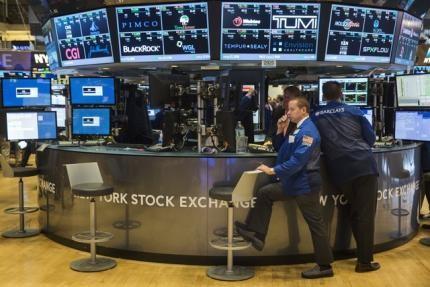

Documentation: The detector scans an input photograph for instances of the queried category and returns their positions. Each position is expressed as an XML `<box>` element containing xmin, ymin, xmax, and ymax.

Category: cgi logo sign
<box><xmin>273</xmin><ymin>15</ymin><xmax>318</xmax><ymax>30</ymax></box>
<box><xmin>121</xmin><ymin>20</ymin><xmax>159</xmax><ymax>30</ymax></box>
<box><xmin>65</xmin><ymin>48</ymin><xmax>81</xmax><ymax>60</ymax></box>
<box><xmin>177</xmin><ymin>41</ymin><xmax>196</xmax><ymax>53</ymax></box>
<box><xmin>334</xmin><ymin>19</ymin><xmax>360</xmax><ymax>30</ymax></box>
<box><xmin>123</xmin><ymin>45</ymin><xmax>161</xmax><ymax>53</ymax></box>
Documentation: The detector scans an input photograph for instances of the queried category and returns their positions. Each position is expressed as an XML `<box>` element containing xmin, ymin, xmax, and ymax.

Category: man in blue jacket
<box><xmin>312</xmin><ymin>81</ymin><xmax>380</xmax><ymax>273</ymax></box>
<box><xmin>236</xmin><ymin>97</ymin><xmax>334</xmax><ymax>279</ymax></box>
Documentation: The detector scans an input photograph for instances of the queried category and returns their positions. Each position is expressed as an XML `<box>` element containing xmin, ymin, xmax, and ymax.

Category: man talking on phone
<box><xmin>235</xmin><ymin>96</ymin><xmax>334</xmax><ymax>279</ymax></box>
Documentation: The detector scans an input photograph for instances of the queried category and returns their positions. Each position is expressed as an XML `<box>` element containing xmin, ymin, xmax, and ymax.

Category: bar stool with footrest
<box><xmin>207</xmin><ymin>170</ymin><xmax>263</xmax><ymax>281</ymax></box>
<box><xmin>65</xmin><ymin>162</ymin><xmax>117</xmax><ymax>272</ymax></box>
<box><xmin>0</xmin><ymin>154</ymin><xmax>39</xmax><ymax>238</ymax></box>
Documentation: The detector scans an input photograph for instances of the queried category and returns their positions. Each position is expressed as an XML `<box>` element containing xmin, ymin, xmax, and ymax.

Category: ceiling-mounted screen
<box><xmin>394</xmin><ymin>12</ymin><xmax>422</xmax><ymax>66</ymax></box>
<box><xmin>116</xmin><ymin>2</ymin><xmax>210</xmax><ymax>62</ymax></box>
<box><xmin>325</xmin><ymin>4</ymin><xmax>398</xmax><ymax>63</ymax></box>
<box><xmin>396</xmin><ymin>74</ymin><xmax>430</xmax><ymax>107</ymax></box>
<box><xmin>54</xmin><ymin>8</ymin><xmax>114</xmax><ymax>66</ymax></box>
<box><xmin>319</xmin><ymin>77</ymin><xmax>369</xmax><ymax>106</ymax></box>
<box><xmin>42</xmin><ymin>20</ymin><xmax>60</xmax><ymax>70</ymax></box>
<box><xmin>221</xmin><ymin>2</ymin><xmax>320</xmax><ymax>61</ymax></box>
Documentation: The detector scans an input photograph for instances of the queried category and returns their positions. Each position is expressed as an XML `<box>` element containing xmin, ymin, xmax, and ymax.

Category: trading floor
<box><xmin>1</xmin><ymin>163</ymin><xmax>429</xmax><ymax>287</ymax></box>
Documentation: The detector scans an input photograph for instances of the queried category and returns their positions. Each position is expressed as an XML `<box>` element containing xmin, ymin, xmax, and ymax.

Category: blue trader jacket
<box><xmin>311</xmin><ymin>101</ymin><xmax>378</xmax><ymax>186</ymax></box>
<box><xmin>273</xmin><ymin>117</ymin><xmax>322</xmax><ymax>196</ymax></box>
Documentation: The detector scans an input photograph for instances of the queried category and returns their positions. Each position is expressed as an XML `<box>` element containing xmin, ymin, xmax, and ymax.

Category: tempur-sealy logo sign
<box><xmin>123</xmin><ymin>45</ymin><xmax>161</xmax><ymax>53</ymax></box>
<box><xmin>334</xmin><ymin>19</ymin><xmax>360</xmax><ymax>30</ymax></box>
<box><xmin>273</xmin><ymin>15</ymin><xmax>318</xmax><ymax>29</ymax></box>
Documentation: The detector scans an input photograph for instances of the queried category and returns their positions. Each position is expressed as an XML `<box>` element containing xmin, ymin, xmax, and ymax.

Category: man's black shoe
<box><xmin>355</xmin><ymin>262</ymin><xmax>381</xmax><ymax>273</ymax></box>
<box><xmin>234</xmin><ymin>221</ymin><xmax>250</xmax><ymax>231</ymax></box>
<box><xmin>301</xmin><ymin>265</ymin><xmax>334</xmax><ymax>279</ymax></box>
<box><xmin>235</xmin><ymin>225</ymin><xmax>265</xmax><ymax>251</ymax></box>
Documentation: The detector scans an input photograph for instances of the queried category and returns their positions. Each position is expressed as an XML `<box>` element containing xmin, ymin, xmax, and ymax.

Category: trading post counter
<box><xmin>36</xmin><ymin>144</ymin><xmax>421</xmax><ymax>265</ymax></box>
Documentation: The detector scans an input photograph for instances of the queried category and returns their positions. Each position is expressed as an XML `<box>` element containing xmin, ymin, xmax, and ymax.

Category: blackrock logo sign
<box><xmin>123</xmin><ymin>45</ymin><xmax>161</xmax><ymax>53</ymax></box>
<box><xmin>273</xmin><ymin>15</ymin><xmax>318</xmax><ymax>29</ymax></box>
<box><xmin>334</xmin><ymin>19</ymin><xmax>360</xmax><ymax>30</ymax></box>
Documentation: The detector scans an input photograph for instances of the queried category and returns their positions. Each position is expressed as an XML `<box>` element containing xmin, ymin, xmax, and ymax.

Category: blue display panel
<box><xmin>116</xmin><ymin>2</ymin><xmax>210</xmax><ymax>62</ymax></box>
<box><xmin>395</xmin><ymin>111</ymin><xmax>430</xmax><ymax>141</ymax></box>
<box><xmin>54</xmin><ymin>8</ymin><xmax>114</xmax><ymax>66</ymax></box>
<box><xmin>72</xmin><ymin>108</ymin><xmax>110</xmax><ymax>136</ymax></box>
<box><xmin>396</xmin><ymin>74</ymin><xmax>430</xmax><ymax>107</ymax></box>
<box><xmin>2</xmin><ymin>78</ymin><xmax>51</xmax><ymax>107</ymax></box>
<box><xmin>394</xmin><ymin>12</ymin><xmax>422</xmax><ymax>66</ymax></box>
<box><xmin>6</xmin><ymin>111</ymin><xmax>57</xmax><ymax>140</ymax></box>
<box><xmin>319</xmin><ymin>77</ymin><xmax>368</xmax><ymax>106</ymax></box>
<box><xmin>69</xmin><ymin>77</ymin><xmax>115</xmax><ymax>105</ymax></box>
<box><xmin>42</xmin><ymin>20</ymin><xmax>60</xmax><ymax>70</ymax></box>
<box><xmin>221</xmin><ymin>2</ymin><xmax>320</xmax><ymax>61</ymax></box>
<box><xmin>325</xmin><ymin>5</ymin><xmax>398</xmax><ymax>63</ymax></box>
<box><xmin>361</xmin><ymin>107</ymin><xmax>373</xmax><ymax>126</ymax></box>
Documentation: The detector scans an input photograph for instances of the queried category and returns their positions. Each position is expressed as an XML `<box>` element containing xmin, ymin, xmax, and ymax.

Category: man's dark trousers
<box><xmin>337</xmin><ymin>175</ymin><xmax>378</xmax><ymax>264</ymax></box>
<box><xmin>245</xmin><ymin>182</ymin><xmax>333</xmax><ymax>266</ymax></box>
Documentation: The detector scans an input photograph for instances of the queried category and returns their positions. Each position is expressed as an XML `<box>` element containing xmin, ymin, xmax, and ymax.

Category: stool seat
<box><xmin>209</xmin><ymin>186</ymin><xmax>233</xmax><ymax>202</ymax></box>
<box><xmin>10</xmin><ymin>167</ymin><xmax>38</xmax><ymax>178</ymax></box>
<box><xmin>72</xmin><ymin>183</ymin><xmax>113</xmax><ymax>197</ymax></box>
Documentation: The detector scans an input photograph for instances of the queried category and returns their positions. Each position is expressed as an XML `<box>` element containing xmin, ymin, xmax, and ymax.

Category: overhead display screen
<box><xmin>319</xmin><ymin>77</ymin><xmax>369</xmax><ymax>106</ymax></box>
<box><xmin>116</xmin><ymin>2</ymin><xmax>210</xmax><ymax>62</ymax></box>
<box><xmin>42</xmin><ymin>20</ymin><xmax>60</xmax><ymax>70</ymax></box>
<box><xmin>394</xmin><ymin>12</ymin><xmax>422</xmax><ymax>66</ymax></box>
<box><xmin>396</xmin><ymin>74</ymin><xmax>430</xmax><ymax>107</ymax></box>
<box><xmin>54</xmin><ymin>8</ymin><xmax>114</xmax><ymax>66</ymax></box>
<box><xmin>221</xmin><ymin>2</ymin><xmax>320</xmax><ymax>61</ymax></box>
<box><xmin>325</xmin><ymin>5</ymin><xmax>398</xmax><ymax>63</ymax></box>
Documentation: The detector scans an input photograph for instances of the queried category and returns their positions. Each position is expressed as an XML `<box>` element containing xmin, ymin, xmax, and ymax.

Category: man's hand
<box><xmin>277</xmin><ymin>115</ymin><xmax>290</xmax><ymax>135</ymax></box>
<box><xmin>257</xmin><ymin>164</ymin><xmax>275</xmax><ymax>175</ymax></box>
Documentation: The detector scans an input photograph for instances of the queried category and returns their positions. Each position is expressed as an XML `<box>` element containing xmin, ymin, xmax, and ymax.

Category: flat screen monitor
<box><xmin>395</xmin><ymin>110</ymin><xmax>430</xmax><ymax>141</ymax></box>
<box><xmin>6</xmin><ymin>111</ymin><xmax>57</xmax><ymax>141</ymax></box>
<box><xmin>220</xmin><ymin>2</ymin><xmax>320</xmax><ymax>61</ymax></box>
<box><xmin>50</xmin><ymin>107</ymin><xmax>66</xmax><ymax>128</ymax></box>
<box><xmin>54</xmin><ymin>8</ymin><xmax>114</xmax><ymax>66</ymax></box>
<box><xmin>52</xmin><ymin>94</ymin><xmax>66</xmax><ymax>105</ymax></box>
<box><xmin>42</xmin><ymin>19</ymin><xmax>60</xmax><ymax>70</ymax></box>
<box><xmin>148</xmin><ymin>108</ymin><xmax>159</xmax><ymax>120</ymax></box>
<box><xmin>69</xmin><ymin>77</ymin><xmax>115</xmax><ymax>105</ymax></box>
<box><xmin>116</xmin><ymin>2</ymin><xmax>210</xmax><ymax>62</ymax></box>
<box><xmin>319</xmin><ymin>77</ymin><xmax>368</xmax><ymax>106</ymax></box>
<box><xmin>325</xmin><ymin>4</ymin><xmax>398</xmax><ymax>63</ymax></box>
<box><xmin>394</xmin><ymin>12</ymin><xmax>422</xmax><ymax>66</ymax></box>
<box><xmin>361</xmin><ymin>107</ymin><xmax>373</xmax><ymax>126</ymax></box>
<box><xmin>72</xmin><ymin>108</ymin><xmax>110</xmax><ymax>136</ymax></box>
<box><xmin>396</xmin><ymin>74</ymin><xmax>430</xmax><ymax>107</ymax></box>
<box><xmin>2</xmin><ymin>78</ymin><xmax>51</xmax><ymax>107</ymax></box>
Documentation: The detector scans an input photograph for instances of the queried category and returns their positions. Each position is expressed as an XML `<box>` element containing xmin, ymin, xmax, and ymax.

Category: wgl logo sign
<box><xmin>177</xmin><ymin>41</ymin><xmax>195</xmax><ymax>53</ymax></box>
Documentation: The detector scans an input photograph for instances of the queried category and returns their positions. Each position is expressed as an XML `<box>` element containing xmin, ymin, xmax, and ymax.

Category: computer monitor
<box><xmin>50</xmin><ymin>107</ymin><xmax>66</xmax><ymax>128</ymax></box>
<box><xmin>361</xmin><ymin>108</ymin><xmax>373</xmax><ymax>126</ymax></box>
<box><xmin>395</xmin><ymin>110</ymin><xmax>430</xmax><ymax>141</ymax></box>
<box><xmin>2</xmin><ymin>78</ymin><xmax>51</xmax><ymax>107</ymax></box>
<box><xmin>6</xmin><ymin>111</ymin><xmax>57</xmax><ymax>141</ymax></box>
<box><xmin>69</xmin><ymin>77</ymin><xmax>116</xmax><ymax>105</ymax></box>
<box><xmin>319</xmin><ymin>77</ymin><xmax>368</xmax><ymax>106</ymax></box>
<box><xmin>72</xmin><ymin>108</ymin><xmax>110</xmax><ymax>136</ymax></box>
<box><xmin>396</xmin><ymin>74</ymin><xmax>430</xmax><ymax>107</ymax></box>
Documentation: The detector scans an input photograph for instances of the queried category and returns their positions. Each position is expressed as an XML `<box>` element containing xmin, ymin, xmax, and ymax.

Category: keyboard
<box><xmin>145</xmin><ymin>143</ymin><xmax>173</xmax><ymax>152</ymax></box>
<box><xmin>248</xmin><ymin>144</ymin><xmax>274</xmax><ymax>153</ymax></box>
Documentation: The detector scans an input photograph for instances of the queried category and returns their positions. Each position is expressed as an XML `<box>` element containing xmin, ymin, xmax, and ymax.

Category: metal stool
<box><xmin>66</xmin><ymin>162</ymin><xmax>117</xmax><ymax>272</ymax></box>
<box><xmin>207</xmin><ymin>171</ymin><xmax>263</xmax><ymax>281</ymax></box>
<box><xmin>420</xmin><ymin>172</ymin><xmax>430</xmax><ymax>246</ymax></box>
<box><xmin>0</xmin><ymin>154</ymin><xmax>39</xmax><ymax>238</ymax></box>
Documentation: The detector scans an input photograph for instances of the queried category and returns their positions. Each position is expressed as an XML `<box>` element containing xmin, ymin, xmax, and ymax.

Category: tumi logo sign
<box><xmin>273</xmin><ymin>15</ymin><xmax>318</xmax><ymax>29</ymax></box>
<box><xmin>65</xmin><ymin>48</ymin><xmax>81</xmax><ymax>60</ymax></box>
<box><xmin>123</xmin><ymin>45</ymin><xmax>161</xmax><ymax>53</ymax></box>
